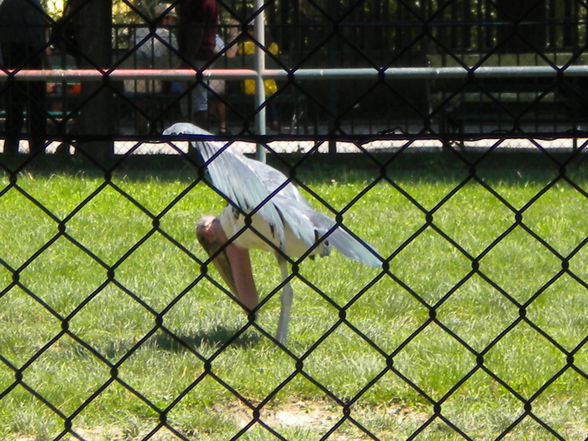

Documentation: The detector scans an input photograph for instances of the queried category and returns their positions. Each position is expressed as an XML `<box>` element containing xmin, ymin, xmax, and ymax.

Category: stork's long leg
<box><xmin>275</xmin><ymin>257</ymin><xmax>293</xmax><ymax>344</ymax></box>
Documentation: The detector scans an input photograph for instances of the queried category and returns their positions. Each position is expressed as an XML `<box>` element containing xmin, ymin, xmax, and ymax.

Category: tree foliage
<box><xmin>40</xmin><ymin>0</ymin><xmax>163</xmax><ymax>22</ymax></box>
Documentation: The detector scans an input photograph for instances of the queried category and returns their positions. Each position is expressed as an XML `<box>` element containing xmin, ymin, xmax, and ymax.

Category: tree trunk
<box><xmin>76</xmin><ymin>0</ymin><xmax>113</xmax><ymax>163</ymax></box>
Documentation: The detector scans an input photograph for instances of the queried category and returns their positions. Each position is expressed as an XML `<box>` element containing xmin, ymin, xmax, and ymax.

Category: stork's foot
<box><xmin>275</xmin><ymin>326</ymin><xmax>288</xmax><ymax>345</ymax></box>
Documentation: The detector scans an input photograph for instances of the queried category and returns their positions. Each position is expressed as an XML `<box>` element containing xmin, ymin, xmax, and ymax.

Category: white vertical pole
<box><xmin>254</xmin><ymin>0</ymin><xmax>266</xmax><ymax>162</ymax></box>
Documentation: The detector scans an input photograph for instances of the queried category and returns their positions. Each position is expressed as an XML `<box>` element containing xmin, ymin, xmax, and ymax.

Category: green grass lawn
<box><xmin>0</xmin><ymin>150</ymin><xmax>586</xmax><ymax>441</ymax></box>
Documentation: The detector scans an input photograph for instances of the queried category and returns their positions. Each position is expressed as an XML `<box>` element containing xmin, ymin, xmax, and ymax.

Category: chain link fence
<box><xmin>1</xmin><ymin>0</ymin><xmax>587</xmax><ymax>440</ymax></box>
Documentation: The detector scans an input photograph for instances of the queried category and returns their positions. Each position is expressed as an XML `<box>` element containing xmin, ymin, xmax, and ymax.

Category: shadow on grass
<box><xmin>2</xmin><ymin>149</ymin><xmax>586</xmax><ymax>187</ymax></box>
<box><xmin>153</xmin><ymin>326</ymin><xmax>262</xmax><ymax>353</ymax></box>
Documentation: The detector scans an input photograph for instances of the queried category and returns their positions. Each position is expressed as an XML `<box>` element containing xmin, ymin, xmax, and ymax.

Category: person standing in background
<box><xmin>177</xmin><ymin>0</ymin><xmax>218</xmax><ymax>128</ymax></box>
<box><xmin>0</xmin><ymin>0</ymin><xmax>48</xmax><ymax>155</ymax></box>
<box><xmin>133</xmin><ymin>5</ymin><xmax>179</xmax><ymax>64</ymax></box>
<box><xmin>208</xmin><ymin>33</ymin><xmax>229</xmax><ymax>134</ymax></box>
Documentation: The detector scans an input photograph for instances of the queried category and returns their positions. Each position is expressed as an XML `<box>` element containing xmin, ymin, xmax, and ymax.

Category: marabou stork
<box><xmin>163</xmin><ymin>123</ymin><xmax>380</xmax><ymax>343</ymax></box>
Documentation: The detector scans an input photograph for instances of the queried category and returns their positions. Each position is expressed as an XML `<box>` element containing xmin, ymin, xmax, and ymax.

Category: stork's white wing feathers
<box><xmin>243</xmin><ymin>157</ymin><xmax>316</xmax><ymax>246</ymax></box>
<box><xmin>163</xmin><ymin>123</ymin><xmax>315</xmax><ymax>249</ymax></box>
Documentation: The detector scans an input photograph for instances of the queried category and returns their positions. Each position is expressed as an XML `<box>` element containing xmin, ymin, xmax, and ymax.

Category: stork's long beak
<box><xmin>196</xmin><ymin>216</ymin><xmax>258</xmax><ymax>312</ymax></box>
<box><xmin>197</xmin><ymin>229</ymin><xmax>238</xmax><ymax>294</ymax></box>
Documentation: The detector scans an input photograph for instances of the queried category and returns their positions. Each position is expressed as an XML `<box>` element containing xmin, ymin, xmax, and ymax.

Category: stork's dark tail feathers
<box><xmin>308</xmin><ymin>211</ymin><xmax>381</xmax><ymax>268</ymax></box>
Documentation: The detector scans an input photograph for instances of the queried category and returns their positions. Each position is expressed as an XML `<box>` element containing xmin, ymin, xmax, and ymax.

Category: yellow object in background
<box><xmin>237</xmin><ymin>41</ymin><xmax>279</xmax><ymax>95</ymax></box>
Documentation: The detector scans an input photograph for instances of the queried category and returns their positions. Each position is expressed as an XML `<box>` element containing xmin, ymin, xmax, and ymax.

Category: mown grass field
<box><xmin>0</xmin><ymin>150</ymin><xmax>587</xmax><ymax>441</ymax></box>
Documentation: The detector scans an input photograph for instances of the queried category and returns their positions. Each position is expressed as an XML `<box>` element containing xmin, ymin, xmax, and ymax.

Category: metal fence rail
<box><xmin>1</xmin><ymin>1</ymin><xmax>587</xmax><ymax>440</ymax></box>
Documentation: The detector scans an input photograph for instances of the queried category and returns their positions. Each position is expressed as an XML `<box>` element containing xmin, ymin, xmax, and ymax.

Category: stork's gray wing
<box><xmin>244</xmin><ymin>157</ymin><xmax>309</xmax><ymax>207</ymax></box>
<box><xmin>244</xmin><ymin>160</ymin><xmax>379</xmax><ymax>267</ymax></box>
<box><xmin>163</xmin><ymin>123</ymin><xmax>315</xmax><ymax>248</ymax></box>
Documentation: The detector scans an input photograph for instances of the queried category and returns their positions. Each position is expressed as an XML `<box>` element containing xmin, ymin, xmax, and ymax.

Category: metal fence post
<box><xmin>76</xmin><ymin>0</ymin><xmax>113</xmax><ymax>162</ymax></box>
<box><xmin>254</xmin><ymin>0</ymin><xmax>267</xmax><ymax>162</ymax></box>
<box><xmin>327</xmin><ymin>0</ymin><xmax>338</xmax><ymax>155</ymax></box>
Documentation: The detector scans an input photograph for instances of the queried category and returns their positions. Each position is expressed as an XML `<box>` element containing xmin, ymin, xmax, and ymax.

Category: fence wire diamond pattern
<box><xmin>1</xmin><ymin>0</ymin><xmax>587</xmax><ymax>440</ymax></box>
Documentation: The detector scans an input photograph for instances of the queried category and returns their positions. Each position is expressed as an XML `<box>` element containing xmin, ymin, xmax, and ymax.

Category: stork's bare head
<box><xmin>196</xmin><ymin>215</ymin><xmax>224</xmax><ymax>245</ymax></box>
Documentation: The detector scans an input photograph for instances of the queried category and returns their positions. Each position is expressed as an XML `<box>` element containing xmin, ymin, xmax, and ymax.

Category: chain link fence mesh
<box><xmin>1</xmin><ymin>0</ymin><xmax>587</xmax><ymax>440</ymax></box>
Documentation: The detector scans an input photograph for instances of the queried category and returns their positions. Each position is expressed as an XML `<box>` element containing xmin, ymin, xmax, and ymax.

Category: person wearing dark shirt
<box><xmin>177</xmin><ymin>0</ymin><xmax>218</xmax><ymax>128</ymax></box>
<box><xmin>0</xmin><ymin>0</ymin><xmax>48</xmax><ymax>154</ymax></box>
